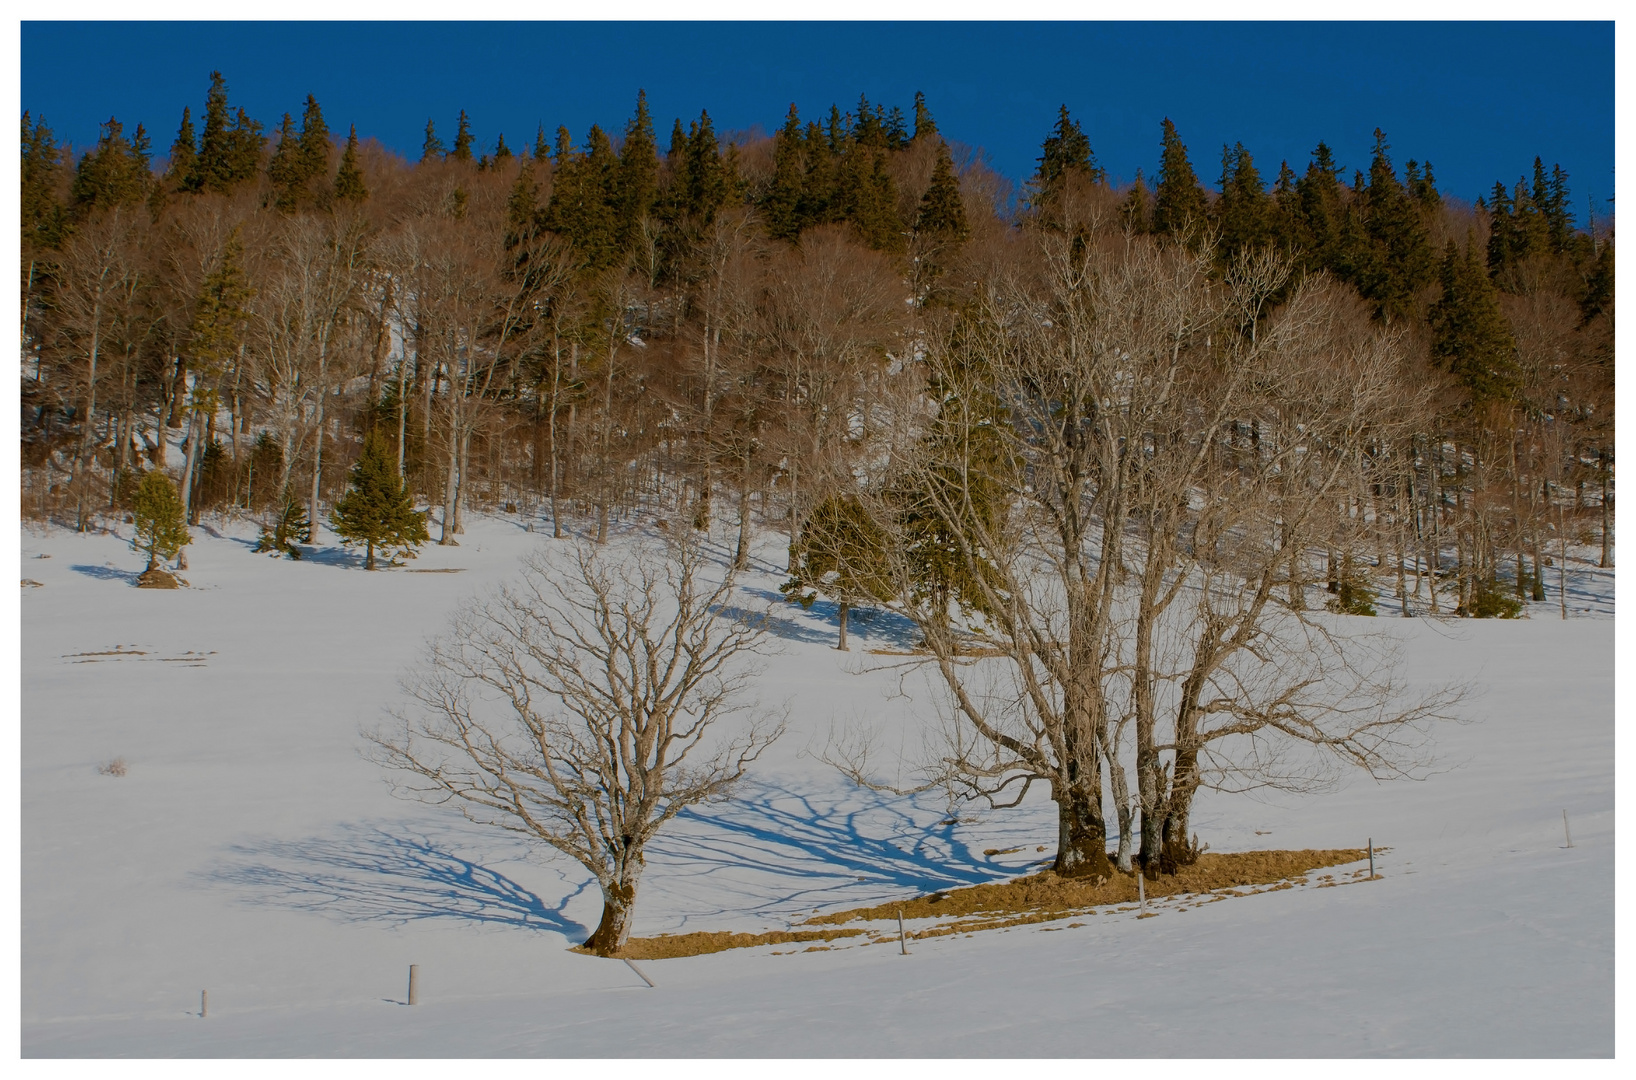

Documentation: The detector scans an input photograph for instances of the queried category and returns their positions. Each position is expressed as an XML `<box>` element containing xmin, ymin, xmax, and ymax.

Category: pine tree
<box><xmin>1214</xmin><ymin>142</ymin><xmax>1273</xmax><ymax>259</ymax></box>
<box><xmin>296</xmin><ymin>94</ymin><xmax>330</xmax><ymax>182</ymax></box>
<box><xmin>615</xmin><ymin>90</ymin><xmax>659</xmax><ymax>251</ymax></box>
<box><xmin>762</xmin><ymin>104</ymin><xmax>806</xmax><ymax>241</ymax></box>
<box><xmin>131</xmin><ymin>471</ymin><xmax>191</xmax><ymax>571</ymax></box>
<box><xmin>267</xmin><ymin>113</ymin><xmax>303</xmax><ymax>210</ymax></box>
<box><xmin>70</xmin><ymin>116</ymin><xmax>152</xmax><ymax>214</ymax></box>
<box><xmin>194</xmin><ymin>71</ymin><xmax>234</xmax><ymax>192</ymax></box>
<box><xmin>915</xmin><ymin>140</ymin><xmax>968</xmax><ymax>242</ymax></box>
<box><xmin>21</xmin><ymin>112</ymin><xmax>68</xmax><ymax>251</ymax></box>
<box><xmin>545</xmin><ymin>125</ymin><xmax>619</xmax><ymax>269</ymax></box>
<box><xmin>1119</xmin><ymin>169</ymin><xmax>1152</xmax><ymax>234</ymax></box>
<box><xmin>799</xmin><ymin>120</ymin><xmax>836</xmax><ymax>227</ymax></box>
<box><xmin>1152</xmin><ymin>118</ymin><xmax>1208</xmax><ymax>241</ymax></box>
<box><xmin>781</xmin><ymin>494</ymin><xmax>894</xmax><ymax>649</ymax></box>
<box><xmin>533</xmin><ymin>124</ymin><xmax>550</xmax><ymax>162</ymax></box>
<box><xmin>254</xmin><ymin>486</ymin><xmax>311</xmax><ymax>559</ymax></box>
<box><xmin>331</xmin><ymin>430</ymin><xmax>430</xmax><ymax>570</ymax></box>
<box><xmin>450</xmin><ymin>109</ymin><xmax>475</xmax><ymax>163</ymax></box>
<box><xmin>193</xmin><ymin>72</ymin><xmax>263</xmax><ymax>194</ymax></box>
<box><xmin>1296</xmin><ymin>141</ymin><xmax>1350</xmax><ymax>273</ymax></box>
<box><xmin>682</xmin><ymin>110</ymin><xmax>728</xmax><ymax>223</ymax></box>
<box><xmin>421</xmin><ymin>119</ymin><xmax>445</xmax><ymax>162</ymax></box>
<box><xmin>1430</xmin><ymin>234</ymin><xmax>1520</xmax><ymax>405</ymax></box>
<box><xmin>1355</xmin><ymin>129</ymin><xmax>1433</xmax><ymax>322</ymax></box>
<box><xmin>912</xmin><ymin>91</ymin><xmax>938</xmax><ymax>141</ymax></box>
<box><xmin>334</xmin><ymin>125</ymin><xmax>367</xmax><ymax>203</ymax></box>
<box><xmin>1036</xmin><ymin>104</ymin><xmax>1102</xmax><ymax>193</ymax></box>
<box><xmin>165</xmin><ymin>107</ymin><xmax>198</xmax><ymax>192</ymax></box>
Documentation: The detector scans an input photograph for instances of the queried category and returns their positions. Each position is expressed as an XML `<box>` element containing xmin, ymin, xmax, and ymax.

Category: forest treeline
<box><xmin>20</xmin><ymin>72</ymin><xmax>1614</xmax><ymax>622</ymax></box>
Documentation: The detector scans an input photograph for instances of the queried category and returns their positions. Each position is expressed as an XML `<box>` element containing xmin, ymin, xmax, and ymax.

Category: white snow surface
<box><xmin>19</xmin><ymin>514</ymin><xmax>1615</xmax><ymax>1057</ymax></box>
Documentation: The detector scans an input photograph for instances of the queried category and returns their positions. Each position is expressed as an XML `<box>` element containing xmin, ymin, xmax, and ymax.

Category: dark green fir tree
<box><xmin>1430</xmin><ymin>234</ymin><xmax>1520</xmax><ymax>406</ymax></box>
<box><xmin>1152</xmin><ymin>118</ymin><xmax>1208</xmax><ymax>242</ymax></box>
<box><xmin>131</xmin><ymin>471</ymin><xmax>191</xmax><ymax>571</ymax></box>
<box><xmin>334</xmin><ymin>125</ymin><xmax>367</xmax><ymax>203</ymax></box>
<box><xmin>331</xmin><ymin>431</ymin><xmax>429</xmax><ymax>570</ymax></box>
<box><xmin>450</xmin><ymin>109</ymin><xmax>475</xmax><ymax>163</ymax></box>
<box><xmin>420</xmin><ymin>119</ymin><xmax>445</xmax><ymax>163</ymax></box>
<box><xmin>915</xmin><ymin>140</ymin><xmax>968</xmax><ymax>243</ymax></box>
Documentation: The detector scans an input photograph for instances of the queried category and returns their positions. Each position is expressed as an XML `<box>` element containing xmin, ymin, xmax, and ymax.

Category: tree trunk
<box><xmin>1599</xmin><ymin>454</ymin><xmax>1612</xmax><ymax>568</ymax></box>
<box><xmin>309</xmin><ymin>391</ymin><xmax>326</xmax><ymax>538</ymax></box>
<box><xmin>733</xmin><ymin>483</ymin><xmax>752</xmax><ymax>569</ymax></box>
<box><xmin>583</xmin><ymin>877</ymin><xmax>639</xmax><ymax>957</ymax></box>
<box><xmin>1052</xmin><ymin>778</ymin><xmax>1112</xmax><ymax>880</ymax></box>
<box><xmin>836</xmin><ymin>599</ymin><xmax>849</xmax><ymax>651</ymax></box>
<box><xmin>439</xmin><ymin>429</ymin><xmax>459</xmax><ymax>546</ymax></box>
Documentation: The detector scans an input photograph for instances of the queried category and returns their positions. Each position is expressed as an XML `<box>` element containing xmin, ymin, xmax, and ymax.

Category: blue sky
<box><xmin>22</xmin><ymin>21</ymin><xmax>1615</xmax><ymax>216</ymax></box>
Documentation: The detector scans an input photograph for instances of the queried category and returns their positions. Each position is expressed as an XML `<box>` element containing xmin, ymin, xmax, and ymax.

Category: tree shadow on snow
<box><xmin>733</xmin><ymin>587</ymin><xmax>923</xmax><ymax>651</ymax></box>
<box><xmin>646</xmin><ymin>780</ymin><xmax>1028</xmax><ymax>920</ymax></box>
<box><xmin>68</xmin><ymin>563</ymin><xmax>140</xmax><ymax>585</ymax></box>
<box><xmin>199</xmin><ymin>822</ymin><xmax>590</xmax><ymax>939</ymax></box>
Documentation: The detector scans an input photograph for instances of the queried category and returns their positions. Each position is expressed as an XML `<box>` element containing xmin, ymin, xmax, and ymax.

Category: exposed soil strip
<box><xmin>612</xmin><ymin>848</ymin><xmax>1368</xmax><ymax>960</ymax></box>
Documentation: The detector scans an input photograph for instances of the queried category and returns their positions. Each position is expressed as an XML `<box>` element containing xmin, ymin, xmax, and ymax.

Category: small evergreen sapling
<box><xmin>254</xmin><ymin>488</ymin><xmax>311</xmax><ymax>559</ymax></box>
<box><xmin>131</xmin><ymin>471</ymin><xmax>191</xmax><ymax>571</ymax></box>
<box><xmin>330</xmin><ymin>431</ymin><xmax>429</xmax><ymax>570</ymax></box>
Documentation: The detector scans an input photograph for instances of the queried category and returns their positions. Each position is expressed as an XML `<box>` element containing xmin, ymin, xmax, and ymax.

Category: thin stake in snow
<box><xmin>1368</xmin><ymin>839</ymin><xmax>1375</xmax><ymax>879</ymax></box>
<box><xmin>200</xmin><ymin>990</ymin><xmax>207</xmax><ymax>1019</ymax></box>
<box><xmin>407</xmin><ymin>964</ymin><xmax>419</xmax><ymax>1006</ymax></box>
<box><xmin>897</xmin><ymin>908</ymin><xmax>909</xmax><ymax>955</ymax></box>
<box><xmin>1563</xmin><ymin>810</ymin><xmax>1574</xmax><ymax>849</ymax></box>
<box><xmin>623</xmin><ymin>958</ymin><xmax>656</xmax><ymax>987</ymax></box>
<box><xmin>1138</xmin><ymin>872</ymin><xmax>1146</xmax><ymax>915</ymax></box>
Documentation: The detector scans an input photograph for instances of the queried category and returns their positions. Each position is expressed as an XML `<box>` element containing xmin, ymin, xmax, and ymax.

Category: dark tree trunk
<box><xmin>836</xmin><ymin>599</ymin><xmax>849</xmax><ymax>650</ymax></box>
<box><xmin>583</xmin><ymin>878</ymin><xmax>638</xmax><ymax>957</ymax></box>
<box><xmin>1053</xmin><ymin>779</ymin><xmax>1112</xmax><ymax>880</ymax></box>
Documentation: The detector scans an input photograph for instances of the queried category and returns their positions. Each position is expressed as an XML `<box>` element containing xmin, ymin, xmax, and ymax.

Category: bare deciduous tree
<box><xmin>368</xmin><ymin>534</ymin><xmax>783</xmax><ymax>955</ymax></box>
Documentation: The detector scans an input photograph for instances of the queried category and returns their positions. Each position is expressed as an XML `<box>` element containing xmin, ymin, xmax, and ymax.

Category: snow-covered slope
<box><xmin>19</xmin><ymin>516</ymin><xmax>1614</xmax><ymax>1056</ymax></box>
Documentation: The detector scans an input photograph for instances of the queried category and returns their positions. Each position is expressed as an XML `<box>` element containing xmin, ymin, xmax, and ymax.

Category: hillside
<box><xmin>19</xmin><ymin>515</ymin><xmax>1613</xmax><ymax>1057</ymax></box>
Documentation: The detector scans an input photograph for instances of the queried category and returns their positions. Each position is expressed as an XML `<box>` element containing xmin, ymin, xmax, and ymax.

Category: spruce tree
<box><xmin>1152</xmin><ymin>118</ymin><xmax>1208</xmax><ymax>241</ymax></box>
<box><xmin>615</xmin><ymin>90</ymin><xmax>659</xmax><ymax>251</ymax></box>
<box><xmin>682</xmin><ymin>111</ymin><xmax>727</xmax><ymax>223</ymax></box>
<box><xmin>781</xmin><ymin>494</ymin><xmax>894</xmax><ymax>649</ymax></box>
<box><xmin>912</xmin><ymin>91</ymin><xmax>938</xmax><ymax>141</ymax></box>
<box><xmin>421</xmin><ymin>119</ymin><xmax>445</xmax><ymax>162</ymax></box>
<box><xmin>1356</xmin><ymin>129</ymin><xmax>1434</xmax><ymax>322</ymax></box>
<box><xmin>331</xmin><ymin>430</ymin><xmax>430</xmax><ymax>570</ymax></box>
<box><xmin>450</xmin><ymin>110</ymin><xmax>475</xmax><ymax>163</ymax></box>
<box><xmin>1119</xmin><ymin>169</ymin><xmax>1152</xmax><ymax>234</ymax></box>
<box><xmin>334</xmin><ymin>125</ymin><xmax>367</xmax><ymax>203</ymax></box>
<box><xmin>266</xmin><ymin>113</ymin><xmax>303</xmax><ymax>210</ymax></box>
<box><xmin>1430</xmin><ymin>234</ymin><xmax>1520</xmax><ymax>405</ymax></box>
<box><xmin>131</xmin><ymin>471</ymin><xmax>191</xmax><ymax>571</ymax></box>
<box><xmin>1296</xmin><ymin>141</ymin><xmax>1349</xmax><ymax>273</ymax></box>
<box><xmin>915</xmin><ymin>140</ymin><xmax>968</xmax><ymax>242</ymax></box>
<box><xmin>254</xmin><ymin>486</ymin><xmax>311</xmax><ymax>559</ymax></box>
<box><xmin>762</xmin><ymin>104</ymin><xmax>806</xmax><ymax>241</ymax></box>
<box><xmin>1036</xmin><ymin>104</ymin><xmax>1102</xmax><ymax>192</ymax></box>
<box><xmin>69</xmin><ymin>116</ymin><xmax>151</xmax><ymax>213</ymax></box>
<box><xmin>296</xmin><ymin>94</ymin><xmax>330</xmax><ymax>182</ymax></box>
<box><xmin>165</xmin><ymin>107</ymin><xmax>198</xmax><ymax>193</ymax></box>
<box><xmin>194</xmin><ymin>71</ymin><xmax>234</xmax><ymax>192</ymax></box>
<box><xmin>532</xmin><ymin>124</ymin><xmax>549</xmax><ymax>162</ymax></box>
<box><xmin>1214</xmin><ymin>142</ymin><xmax>1273</xmax><ymax>259</ymax></box>
<box><xmin>21</xmin><ymin>112</ymin><xmax>67</xmax><ymax>252</ymax></box>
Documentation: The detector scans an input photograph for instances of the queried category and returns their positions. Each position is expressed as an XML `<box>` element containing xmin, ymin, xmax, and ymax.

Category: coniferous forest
<box><xmin>20</xmin><ymin>72</ymin><xmax>1614</xmax><ymax>626</ymax></box>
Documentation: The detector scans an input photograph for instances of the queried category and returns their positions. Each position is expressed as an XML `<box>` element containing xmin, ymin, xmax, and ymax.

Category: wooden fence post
<box><xmin>408</xmin><ymin>964</ymin><xmax>419</xmax><ymax>1006</ymax></box>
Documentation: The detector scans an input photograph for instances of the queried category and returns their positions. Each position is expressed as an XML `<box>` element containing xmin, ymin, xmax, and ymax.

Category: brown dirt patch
<box><xmin>591</xmin><ymin>927</ymin><xmax>867</xmax><ymax>960</ymax></box>
<box><xmin>804</xmin><ymin>848</ymin><xmax>1365</xmax><ymax>926</ymax></box>
<box><xmin>136</xmin><ymin>568</ymin><xmax>181</xmax><ymax>589</ymax></box>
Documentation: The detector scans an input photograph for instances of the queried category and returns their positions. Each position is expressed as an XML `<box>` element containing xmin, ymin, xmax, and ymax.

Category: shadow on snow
<box><xmin>199</xmin><ymin>822</ymin><xmax>591</xmax><ymax>939</ymax></box>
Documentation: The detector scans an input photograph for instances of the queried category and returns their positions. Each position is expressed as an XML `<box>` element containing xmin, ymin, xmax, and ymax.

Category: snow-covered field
<box><xmin>19</xmin><ymin>514</ymin><xmax>1615</xmax><ymax>1057</ymax></box>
